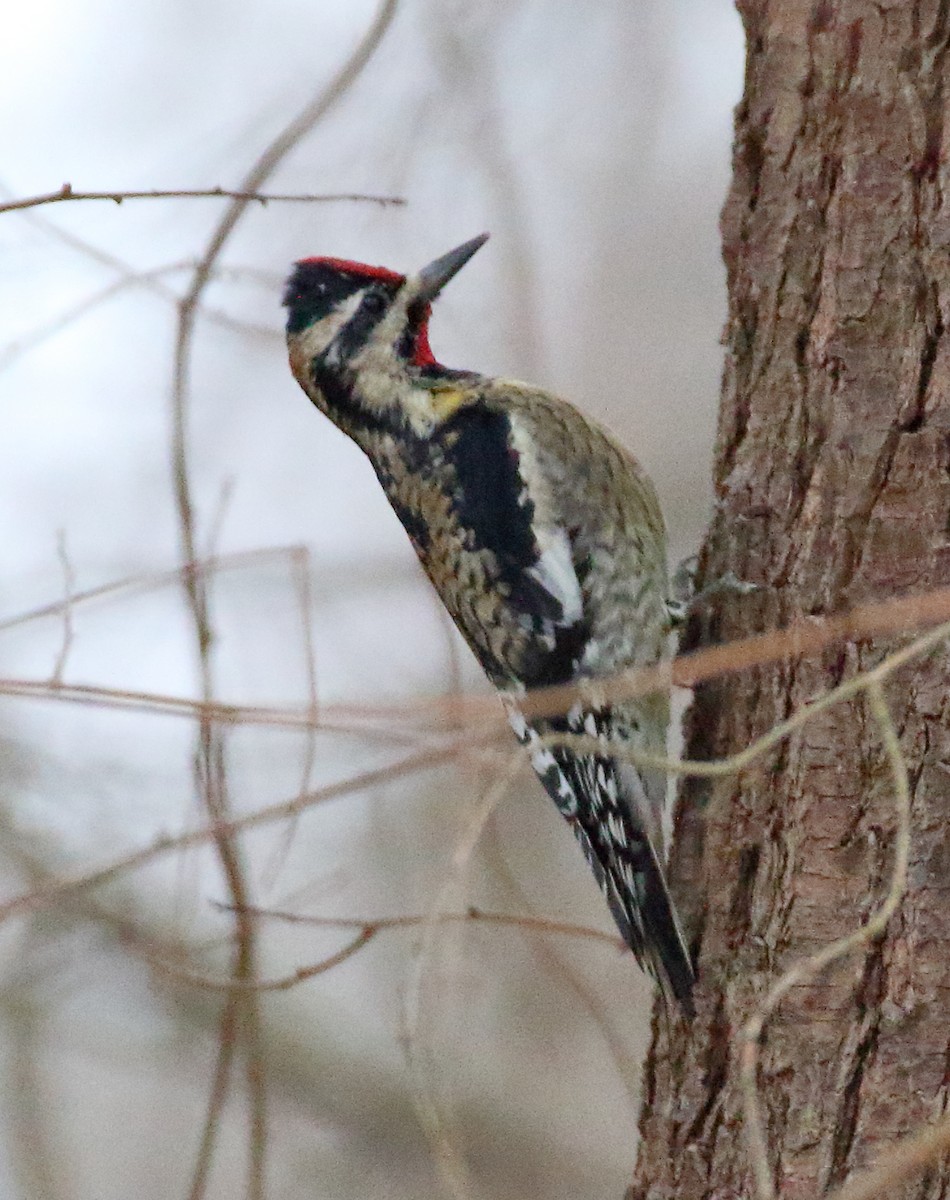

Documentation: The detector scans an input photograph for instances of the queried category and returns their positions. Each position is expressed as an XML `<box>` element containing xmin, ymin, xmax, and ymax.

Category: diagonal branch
<box><xmin>167</xmin><ymin>3</ymin><xmax>400</xmax><ymax>1195</ymax></box>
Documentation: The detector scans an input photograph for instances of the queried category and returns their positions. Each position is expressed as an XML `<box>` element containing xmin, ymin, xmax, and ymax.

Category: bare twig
<box><xmin>261</xmin><ymin>546</ymin><xmax>320</xmax><ymax>890</ymax></box>
<box><xmin>826</xmin><ymin>1109</ymin><xmax>950</xmax><ymax>1200</ymax></box>
<box><xmin>202</xmin><ymin>478</ymin><xmax>237</xmax><ymax>564</ymax></box>
<box><xmin>186</xmin><ymin>993</ymin><xmax>240</xmax><ymax>1200</ymax></box>
<box><xmin>294</xmin><ymin>542</ymin><xmax>320</xmax><ymax>772</ymax></box>
<box><xmin>218</xmin><ymin>903</ymin><xmax>623</xmax><ymax>942</ymax></box>
<box><xmin>50</xmin><ymin>531</ymin><xmax>75</xmax><ymax>686</ymax></box>
<box><xmin>0</xmin><ymin>260</ymin><xmax>195</xmax><ymax>373</ymax></box>
<box><xmin>0</xmin><ymin>544</ymin><xmax>307</xmax><ymax>633</ymax></box>
<box><xmin>147</xmin><ymin>907</ymin><xmax>620</xmax><ymax>993</ymax></box>
<box><xmin>6</xmin><ymin>581</ymin><xmax>950</xmax><ymax>736</ymax></box>
<box><xmin>0</xmin><ymin>241</ymin><xmax>274</xmax><ymax>360</ymax></box>
<box><xmin>0</xmin><ymin>183</ymin><xmax>403</xmax><ymax>215</ymax></box>
<box><xmin>167</xmin><ymin>7</ymin><xmax>399</xmax><ymax>1190</ymax></box>
<box><xmin>481</xmin><ymin>816</ymin><xmax>644</xmax><ymax>1107</ymax></box>
<box><xmin>0</xmin><ymin>733</ymin><xmax>477</xmax><ymax>927</ymax></box>
<box><xmin>257</xmin><ymin>584</ymin><xmax>950</xmax><ymax>729</ymax></box>
<box><xmin>541</xmin><ymin>618</ymin><xmax>950</xmax><ymax>779</ymax></box>
<box><xmin>401</xmin><ymin>750</ymin><xmax>523</xmax><ymax>1200</ymax></box>
<box><xmin>5</xmin><ymin>597</ymin><xmax>950</xmax><ymax>749</ymax></box>
<box><xmin>0</xmin><ymin>675</ymin><xmax>480</xmax><ymax>746</ymax></box>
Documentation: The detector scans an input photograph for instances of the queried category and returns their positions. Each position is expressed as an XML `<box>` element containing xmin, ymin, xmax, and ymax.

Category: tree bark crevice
<box><xmin>632</xmin><ymin>3</ymin><xmax>950</xmax><ymax>1196</ymax></box>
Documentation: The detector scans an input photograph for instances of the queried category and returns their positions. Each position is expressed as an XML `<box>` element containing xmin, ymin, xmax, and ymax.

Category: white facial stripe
<box><xmin>346</xmin><ymin>292</ymin><xmax>460</xmax><ymax>434</ymax></box>
<box><xmin>294</xmin><ymin>289</ymin><xmax>365</xmax><ymax>363</ymax></box>
<box><xmin>350</xmin><ymin>296</ymin><xmax>411</xmax><ymax>373</ymax></box>
<box><xmin>290</xmin><ymin>279</ymin><xmax>446</xmax><ymax>437</ymax></box>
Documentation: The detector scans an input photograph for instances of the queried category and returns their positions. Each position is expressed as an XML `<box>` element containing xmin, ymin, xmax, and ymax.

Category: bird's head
<box><xmin>283</xmin><ymin>233</ymin><xmax>488</xmax><ymax>438</ymax></box>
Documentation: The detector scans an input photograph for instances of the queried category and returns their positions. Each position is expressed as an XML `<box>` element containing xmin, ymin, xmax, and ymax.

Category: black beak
<box><xmin>415</xmin><ymin>233</ymin><xmax>489</xmax><ymax>302</ymax></box>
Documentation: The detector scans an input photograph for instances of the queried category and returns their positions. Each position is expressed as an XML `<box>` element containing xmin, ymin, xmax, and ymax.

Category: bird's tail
<box><xmin>504</xmin><ymin>697</ymin><xmax>695</xmax><ymax>1012</ymax></box>
<box><xmin>572</xmin><ymin>811</ymin><xmax>695</xmax><ymax>1015</ymax></box>
<box><xmin>611</xmin><ymin>832</ymin><xmax>695</xmax><ymax>1014</ymax></box>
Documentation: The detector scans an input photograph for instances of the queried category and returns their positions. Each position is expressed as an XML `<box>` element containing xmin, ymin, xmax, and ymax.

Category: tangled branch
<box><xmin>147</xmin><ymin>906</ymin><xmax>623</xmax><ymax>993</ymax></box>
<box><xmin>2</xmin><ymin>531</ymin><xmax>948</xmax><ymax>1198</ymax></box>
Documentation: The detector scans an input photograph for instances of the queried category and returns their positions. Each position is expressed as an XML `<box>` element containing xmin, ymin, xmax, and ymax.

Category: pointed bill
<box><xmin>415</xmin><ymin>233</ymin><xmax>489</xmax><ymax>302</ymax></box>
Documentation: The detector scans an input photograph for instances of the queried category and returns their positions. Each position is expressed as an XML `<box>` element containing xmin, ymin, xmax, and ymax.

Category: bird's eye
<box><xmin>362</xmin><ymin>291</ymin><xmax>386</xmax><ymax>315</ymax></box>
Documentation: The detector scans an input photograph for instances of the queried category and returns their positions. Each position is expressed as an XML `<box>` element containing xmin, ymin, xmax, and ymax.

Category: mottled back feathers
<box><xmin>284</xmin><ymin>245</ymin><xmax>695</xmax><ymax>1011</ymax></box>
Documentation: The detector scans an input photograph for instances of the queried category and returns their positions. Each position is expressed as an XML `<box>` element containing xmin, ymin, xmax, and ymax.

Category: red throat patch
<box><xmin>412</xmin><ymin>302</ymin><xmax>436</xmax><ymax>366</ymax></box>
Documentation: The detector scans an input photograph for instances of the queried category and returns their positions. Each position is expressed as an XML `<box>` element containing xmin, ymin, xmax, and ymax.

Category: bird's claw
<box><xmin>667</xmin><ymin>562</ymin><xmax>760</xmax><ymax>627</ymax></box>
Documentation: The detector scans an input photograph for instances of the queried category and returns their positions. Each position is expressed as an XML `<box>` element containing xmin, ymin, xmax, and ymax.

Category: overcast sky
<box><xmin>0</xmin><ymin>5</ymin><xmax>743</xmax><ymax>1198</ymax></box>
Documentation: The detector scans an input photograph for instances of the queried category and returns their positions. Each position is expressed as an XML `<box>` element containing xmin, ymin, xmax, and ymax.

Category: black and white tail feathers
<box><xmin>506</xmin><ymin>700</ymin><xmax>695</xmax><ymax>1014</ymax></box>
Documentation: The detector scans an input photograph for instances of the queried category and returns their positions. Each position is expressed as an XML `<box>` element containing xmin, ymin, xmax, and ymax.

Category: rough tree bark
<box><xmin>631</xmin><ymin>2</ymin><xmax>950</xmax><ymax>1197</ymax></box>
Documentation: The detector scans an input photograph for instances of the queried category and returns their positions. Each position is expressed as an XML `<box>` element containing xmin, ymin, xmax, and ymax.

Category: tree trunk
<box><xmin>631</xmin><ymin>2</ymin><xmax>950</xmax><ymax>1197</ymax></box>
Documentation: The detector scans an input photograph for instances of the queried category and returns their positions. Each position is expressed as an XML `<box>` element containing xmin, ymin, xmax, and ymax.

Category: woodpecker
<box><xmin>283</xmin><ymin>234</ymin><xmax>695</xmax><ymax>1012</ymax></box>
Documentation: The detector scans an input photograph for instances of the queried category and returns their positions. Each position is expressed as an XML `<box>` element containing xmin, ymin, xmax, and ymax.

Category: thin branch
<box><xmin>401</xmin><ymin>751</ymin><xmax>523</xmax><ymax>1200</ymax></box>
<box><xmin>0</xmin><ymin>544</ymin><xmax>307</xmax><ymax>633</ymax></box>
<box><xmin>541</xmin><ymin>618</ymin><xmax>950</xmax><ymax>778</ymax></box>
<box><xmin>0</xmin><ymin>183</ymin><xmax>403</xmax><ymax>215</ymax></box>
<box><xmin>0</xmin><ymin>232</ymin><xmax>274</xmax><ymax>357</ymax></box>
<box><xmin>5</xmin><ymin>596</ymin><xmax>950</xmax><ymax>747</ymax></box>
<box><xmin>514</xmin><ymin>585</ymin><xmax>950</xmax><ymax>724</ymax></box>
<box><xmin>480</xmin><ymin>813</ymin><xmax>644</xmax><ymax>1108</ymax></box>
<box><xmin>826</xmin><ymin>1110</ymin><xmax>950</xmax><ymax>1200</ymax></box>
<box><xmin>738</xmin><ymin>680</ymin><xmax>911</xmax><ymax>1200</ymax></box>
<box><xmin>0</xmin><ymin>260</ymin><xmax>195</xmax><ymax>374</ymax></box>
<box><xmin>186</xmin><ymin>993</ymin><xmax>240</xmax><ymax>1200</ymax></box>
<box><xmin>150</xmin><ymin>928</ymin><xmax>375</xmax><ymax>994</ymax></box>
<box><xmin>218</xmin><ymin>904</ymin><xmax>623</xmax><ymax>941</ymax></box>
<box><xmin>167</xmin><ymin>2</ymin><xmax>400</xmax><ymax>1176</ymax></box>
<box><xmin>148</xmin><ymin>907</ymin><xmax>621</xmax><ymax>993</ymax></box>
<box><xmin>251</xmin><ymin>584</ymin><xmax>950</xmax><ymax>729</ymax></box>
<box><xmin>261</xmin><ymin>546</ymin><xmax>321</xmax><ymax>890</ymax></box>
<box><xmin>201</xmin><ymin>478</ymin><xmax>237</xmax><ymax>565</ymax></box>
<box><xmin>6</xmin><ymin>581</ymin><xmax>950</xmax><ymax>735</ymax></box>
<box><xmin>0</xmin><ymin>544</ymin><xmax>420</xmax><ymax>637</ymax></box>
<box><xmin>0</xmin><ymin>735</ymin><xmax>476</xmax><ymax>927</ymax></box>
<box><xmin>50</xmin><ymin>531</ymin><xmax>75</xmax><ymax>686</ymax></box>
<box><xmin>0</xmin><ymin>676</ymin><xmax>470</xmax><ymax>745</ymax></box>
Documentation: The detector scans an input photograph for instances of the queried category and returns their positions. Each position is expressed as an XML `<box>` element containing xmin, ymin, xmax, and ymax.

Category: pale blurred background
<box><xmin>0</xmin><ymin>3</ymin><xmax>742</xmax><ymax>1197</ymax></box>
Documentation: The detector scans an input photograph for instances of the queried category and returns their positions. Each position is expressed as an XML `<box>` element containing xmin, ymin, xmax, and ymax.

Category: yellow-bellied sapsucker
<box><xmin>283</xmin><ymin>234</ymin><xmax>695</xmax><ymax>1012</ymax></box>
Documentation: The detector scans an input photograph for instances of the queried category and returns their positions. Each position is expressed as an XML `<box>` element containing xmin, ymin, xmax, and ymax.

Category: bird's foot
<box><xmin>667</xmin><ymin>558</ymin><xmax>759</xmax><ymax>628</ymax></box>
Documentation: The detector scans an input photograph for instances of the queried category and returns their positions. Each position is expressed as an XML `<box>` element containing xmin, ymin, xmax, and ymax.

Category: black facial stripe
<box><xmin>283</xmin><ymin>264</ymin><xmax>399</xmax><ymax>336</ymax></box>
<box><xmin>396</xmin><ymin>327</ymin><xmax>415</xmax><ymax>362</ymax></box>
<box><xmin>310</xmin><ymin>358</ymin><xmax>399</xmax><ymax>437</ymax></box>
<box><xmin>333</xmin><ymin>289</ymin><xmax>395</xmax><ymax>362</ymax></box>
<box><xmin>284</xmin><ymin>264</ymin><xmax>360</xmax><ymax>334</ymax></box>
<box><xmin>396</xmin><ymin>297</ymin><xmax>429</xmax><ymax>361</ymax></box>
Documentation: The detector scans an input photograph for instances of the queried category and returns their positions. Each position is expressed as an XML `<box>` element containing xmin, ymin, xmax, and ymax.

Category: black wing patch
<box><xmin>439</xmin><ymin>405</ymin><xmax>589</xmax><ymax>684</ymax></box>
<box><xmin>441</xmin><ymin>406</ymin><xmax>555</xmax><ymax>610</ymax></box>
